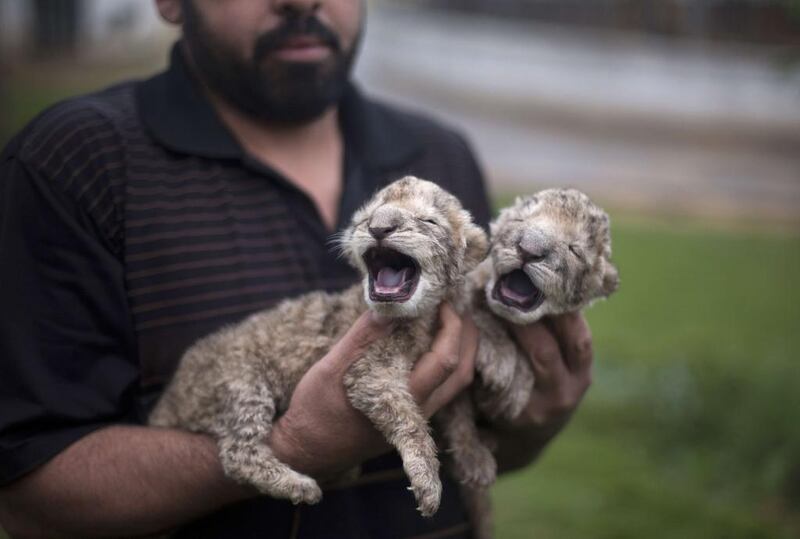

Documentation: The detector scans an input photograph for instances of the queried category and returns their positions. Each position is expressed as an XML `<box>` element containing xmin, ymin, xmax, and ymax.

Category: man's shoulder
<box><xmin>360</xmin><ymin>93</ymin><xmax>474</xmax><ymax>154</ymax></box>
<box><xmin>355</xmin><ymin>92</ymin><xmax>491</xmax><ymax>227</ymax></box>
<box><xmin>9</xmin><ymin>82</ymin><xmax>139</xmax><ymax>168</ymax></box>
<box><xmin>3</xmin><ymin>82</ymin><xmax>140</xmax><ymax>247</ymax></box>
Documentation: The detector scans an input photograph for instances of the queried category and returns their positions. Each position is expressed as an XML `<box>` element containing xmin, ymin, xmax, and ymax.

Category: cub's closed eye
<box><xmin>568</xmin><ymin>244</ymin><xmax>583</xmax><ymax>258</ymax></box>
<box><xmin>419</xmin><ymin>218</ymin><xmax>439</xmax><ymax>226</ymax></box>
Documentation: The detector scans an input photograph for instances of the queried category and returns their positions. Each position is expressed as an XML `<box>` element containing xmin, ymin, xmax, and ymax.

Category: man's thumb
<box><xmin>323</xmin><ymin>311</ymin><xmax>393</xmax><ymax>372</ymax></box>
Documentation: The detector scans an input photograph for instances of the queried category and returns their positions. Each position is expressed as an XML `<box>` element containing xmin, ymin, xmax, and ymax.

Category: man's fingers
<box><xmin>417</xmin><ymin>316</ymin><xmax>478</xmax><ymax>417</ymax></box>
<box><xmin>511</xmin><ymin>321</ymin><xmax>569</xmax><ymax>392</ymax></box>
<box><xmin>429</xmin><ymin>303</ymin><xmax>463</xmax><ymax>361</ymax></box>
<box><xmin>550</xmin><ymin>312</ymin><xmax>593</xmax><ymax>374</ymax></box>
<box><xmin>322</xmin><ymin>311</ymin><xmax>393</xmax><ymax>374</ymax></box>
<box><xmin>408</xmin><ymin>303</ymin><xmax>463</xmax><ymax>403</ymax></box>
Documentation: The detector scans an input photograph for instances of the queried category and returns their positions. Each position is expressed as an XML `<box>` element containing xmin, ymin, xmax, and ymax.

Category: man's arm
<box><xmin>0</xmin><ymin>427</ymin><xmax>249</xmax><ymax>538</ymax></box>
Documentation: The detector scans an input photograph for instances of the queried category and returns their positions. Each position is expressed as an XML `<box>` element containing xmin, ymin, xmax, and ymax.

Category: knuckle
<box><xmin>536</xmin><ymin>344</ymin><xmax>561</xmax><ymax>365</ymax></box>
<box><xmin>525</xmin><ymin>408</ymin><xmax>547</xmax><ymax>427</ymax></box>
<box><xmin>440</xmin><ymin>352</ymin><xmax>460</xmax><ymax>374</ymax></box>
<box><xmin>460</xmin><ymin>365</ymin><xmax>475</xmax><ymax>386</ymax></box>
<box><xmin>449</xmin><ymin>315</ymin><xmax>464</xmax><ymax>334</ymax></box>
<box><xmin>575</xmin><ymin>336</ymin><xmax>594</xmax><ymax>361</ymax></box>
<box><xmin>550</xmin><ymin>390</ymin><xmax>575</xmax><ymax>415</ymax></box>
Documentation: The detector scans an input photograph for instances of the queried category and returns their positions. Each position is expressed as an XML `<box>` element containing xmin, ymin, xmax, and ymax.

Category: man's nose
<box><xmin>271</xmin><ymin>0</ymin><xmax>321</xmax><ymax>16</ymax></box>
<box><xmin>518</xmin><ymin>229</ymin><xmax>552</xmax><ymax>263</ymax></box>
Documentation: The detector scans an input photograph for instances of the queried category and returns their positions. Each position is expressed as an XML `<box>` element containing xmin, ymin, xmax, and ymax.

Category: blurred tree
<box><xmin>787</xmin><ymin>0</ymin><xmax>800</xmax><ymax>20</ymax></box>
<box><xmin>33</xmin><ymin>0</ymin><xmax>81</xmax><ymax>57</ymax></box>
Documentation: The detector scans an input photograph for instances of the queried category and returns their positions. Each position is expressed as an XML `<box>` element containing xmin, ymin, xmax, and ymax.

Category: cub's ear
<box><xmin>602</xmin><ymin>260</ymin><xmax>619</xmax><ymax>297</ymax></box>
<box><xmin>463</xmin><ymin>222</ymin><xmax>489</xmax><ymax>272</ymax></box>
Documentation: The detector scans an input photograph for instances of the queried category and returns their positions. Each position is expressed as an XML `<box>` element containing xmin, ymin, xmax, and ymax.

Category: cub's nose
<box><xmin>368</xmin><ymin>205</ymin><xmax>402</xmax><ymax>240</ymax></box>
<box><xmin>369</xmin><ymin>225</ymin><xmax>397</xmax><ymax>240</ymax></box>
<box><xmin>518</xmin><ymin>229</ymin><xmax>552</xmax><ymax>263</ymax></box>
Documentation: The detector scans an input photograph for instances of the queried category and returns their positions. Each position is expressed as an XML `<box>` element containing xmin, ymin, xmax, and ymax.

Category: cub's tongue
<box><xmin>505</xmin><ymin>270</ymin><xmax>536</xmax><ymax>296</ymax></box>
<box><xmin>376</xmin><ymin>266</ymin><xmax>408</xmax><ymax>289</ymax></box>
<box><xmin>495</xmin><ymin>269</ymin><xmax>543</xmax><ymax>311</ymax></box>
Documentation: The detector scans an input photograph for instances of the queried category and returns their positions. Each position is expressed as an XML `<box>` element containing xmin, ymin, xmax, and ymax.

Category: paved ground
<box><xmin>355</xmin><ymin>3</ymin><xmax>800</xmax><ymax>225</ymax></box>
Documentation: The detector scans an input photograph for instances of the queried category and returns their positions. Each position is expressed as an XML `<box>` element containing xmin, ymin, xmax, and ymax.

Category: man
<box><xmin>0</xmin><ymin>0</ymin><xmax>594</xmax><ymax>537</ymax></box>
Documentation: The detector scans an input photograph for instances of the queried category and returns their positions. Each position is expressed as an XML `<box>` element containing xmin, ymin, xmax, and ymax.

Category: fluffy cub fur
<box><xmin>149</xmin><ymin>177</ymin><xmax>490</xmax><ymax>516</ymax></box>
<box><xmin>470</xmin><ymin>187</ymin><xmax>619</xmax><ymax>422</ymax></box>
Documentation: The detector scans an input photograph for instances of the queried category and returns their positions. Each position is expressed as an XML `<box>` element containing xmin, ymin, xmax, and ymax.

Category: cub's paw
<box><xmin>248</xmin><ymin>468</ymin><xmax>322</xmax><ymax>505</ymax></box>
<box><xmin>409</xmin><ymin>477</ymin><xmax>442</xmax><ymax>517</ymax></box>
<box><xmin>451</xmin><ymin>443</ymin><xmax>497</xmax><ymax>489</ymax></box>
<box><xmin>494</xmin><ymin>387</ymin><xmax>530</xmax><ymax>421</ymax></box>
<box><xmin>281</xmin><ymin>472</ymin><xmax>323</xmax><ymax>505</ymax></box>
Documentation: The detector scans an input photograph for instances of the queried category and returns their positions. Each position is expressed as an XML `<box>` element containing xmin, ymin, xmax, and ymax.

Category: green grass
<box><xmin>492</xmin><ymin>216</ymin><xmax>800</xmax><ymax>538</ymax></box>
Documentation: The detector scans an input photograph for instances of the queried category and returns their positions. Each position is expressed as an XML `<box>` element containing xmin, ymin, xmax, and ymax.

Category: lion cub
<box><xmin>470</xmin><ymin>187</ymin><xmax>619</xmax><ymax>422</ymax></box>
<box><xmin>463</xmin><ymin>188</ymin><xmax>619</xmax><ymax>539</ymax></box>
<box><xmin>149</xmin><ymin>177</ymin><xmax>489</xmax><ymax>517</ymax></box>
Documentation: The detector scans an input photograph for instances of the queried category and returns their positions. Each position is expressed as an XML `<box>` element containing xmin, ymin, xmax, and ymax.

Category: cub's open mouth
<box><xmin>364</xmin><ymin>247</ymin><xmax>420</xmax><ymax>303</ymax></box>
<box><xmin>493</xmin><ymin>269</ymin><xmax>544</xmax><ymax>311</ymax></box>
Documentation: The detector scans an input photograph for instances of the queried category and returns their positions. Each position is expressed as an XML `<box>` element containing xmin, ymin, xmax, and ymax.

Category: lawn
<box><xmin>2</xmin><ymin>64</ymin><xmax>798</xmax><ymax>538</ymax></box>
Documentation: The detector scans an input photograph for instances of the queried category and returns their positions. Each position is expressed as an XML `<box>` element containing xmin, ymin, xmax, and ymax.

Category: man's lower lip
<box><xmin>270</xmin><ymin>45</ymin><xmax>331</xmax><ymax>62</ymax></box>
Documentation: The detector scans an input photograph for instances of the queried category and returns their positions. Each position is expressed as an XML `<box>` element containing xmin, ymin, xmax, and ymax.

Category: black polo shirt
<box><xmin>0</xmin><ymin>45</ymin><xmax>491</xmax><ymax>538</ymax></box>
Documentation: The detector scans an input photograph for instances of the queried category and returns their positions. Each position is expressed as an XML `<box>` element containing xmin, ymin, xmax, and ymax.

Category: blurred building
<box><xmin>359</xmin><ymin>1</ymin><xmax>800</xmax><ymax>222</ymax></box>
<box><xmin>0</xmin><ymin>0</ymin><xmax>166</xmax><ymax>60</ymax></box>
<box><xmin>423</xmin><ymin>0</ymin><xmax>800</xmax><ymax>45</ymax></box>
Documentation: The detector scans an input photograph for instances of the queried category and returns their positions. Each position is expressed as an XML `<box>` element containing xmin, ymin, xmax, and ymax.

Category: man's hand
<box><xmin>269</xmin><ymin>303</ymin><xmax>478</xmax><ymax>478</ymax></box>
<box><xmin>493</xmin><ymin>312</ymin><xmax>593</xmax><ymax>471</ymax></box>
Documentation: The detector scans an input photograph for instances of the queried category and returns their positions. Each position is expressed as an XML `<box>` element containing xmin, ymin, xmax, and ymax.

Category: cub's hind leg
<box><xmin>215</xmin><ymin>380</ymin><xmax>322</xmax><ymax>505</ymax></box>
<box><xmin>472</xmin><ymin>311</ymin><xmax>534</xmax><ymax>421</ymax></box>
<box><xmin>436</xmin><ymin>393</ymin><xmax>496</xmax><ymax>489</ymax></box>
<box><xmin>461</xmin><ymin>485</ymin><xmax>494</xmax><ymax>539</ymax></box>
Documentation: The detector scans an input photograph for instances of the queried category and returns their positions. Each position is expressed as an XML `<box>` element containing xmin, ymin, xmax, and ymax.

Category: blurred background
<box><xmin>1</xmin><ymin>0</ymin><xmax>798</xmax><ymax>537</ymax></box>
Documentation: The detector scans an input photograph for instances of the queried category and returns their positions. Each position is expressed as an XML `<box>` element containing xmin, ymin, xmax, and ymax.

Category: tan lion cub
<box><xmin>465</xmin><ymin>188</ymin><xmax>619</xmax><ymax>539</ymax></box>
<box><xmin>471</xmin><ymin>187</ymin><xmax>619</xmax><ymax>423</ymax></box>
<box><xmin>149</xmin><ymin>177</ymin><xmax>490</xmax><ymax>517</ymax></box>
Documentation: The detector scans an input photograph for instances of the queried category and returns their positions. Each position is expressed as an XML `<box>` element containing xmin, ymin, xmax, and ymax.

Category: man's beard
<box><xmin>181</xmin><ymin>1</ymin><xmax>360</xmax><ymax>125</ymax></box>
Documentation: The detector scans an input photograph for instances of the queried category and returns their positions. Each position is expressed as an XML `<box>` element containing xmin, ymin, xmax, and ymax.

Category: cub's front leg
<box><xmin>344</xmin><ymin>361</ymin><xmax>441</xmax><ymax>517</ymax></box>
<box><xmin>472</xmin><ymin>311</ymin><xmax>533</xmax><ymax>421</ymax></box>
<box><xmin>472</xmin><ymin>310</ymin><xmax>517</xmax><ymax>393</ymax></box>
<box><xmin>213</xmin><ymin>379</ymin><xmax>322</xmax><ymax>505</ymax></box>
<box><xmin>150</xmin><ymin>351</ymin><xmax>322</xmax><ymax>505</ymax></box>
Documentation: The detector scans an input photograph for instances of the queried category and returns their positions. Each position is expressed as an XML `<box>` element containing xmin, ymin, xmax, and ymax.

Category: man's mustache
<box><xmin>254</xmin><ymin>15</ymin><xmax>341</xmax><ymax>62</ymax></box>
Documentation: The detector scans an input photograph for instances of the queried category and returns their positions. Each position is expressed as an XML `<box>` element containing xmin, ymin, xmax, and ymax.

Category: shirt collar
<box><xmin>137</xmin><ymin>43</ymin><xmax>422</xmax><ymax>170</ymax></box>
